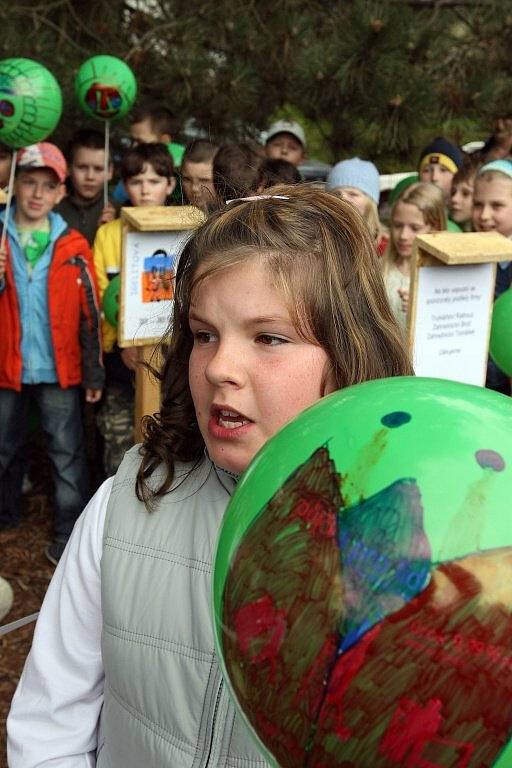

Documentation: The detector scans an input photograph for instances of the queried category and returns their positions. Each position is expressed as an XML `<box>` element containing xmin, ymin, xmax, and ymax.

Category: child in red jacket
<box><xmin>0</xmin><ymin>143</ymin><xmax>104</xmax><ymax>564</ymax></box>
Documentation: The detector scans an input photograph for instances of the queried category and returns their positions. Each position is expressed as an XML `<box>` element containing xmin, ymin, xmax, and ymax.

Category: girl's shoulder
<box><xmin>111</xmin><ymin>445</ymin><xmax>212</xmax><ymax>501</ymax></box>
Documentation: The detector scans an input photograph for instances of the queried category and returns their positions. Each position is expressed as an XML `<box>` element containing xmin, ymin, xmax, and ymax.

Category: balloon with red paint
<box><xmin>75</xmin><ymin>55</ymin><xmax>136</xmax><ymax>121</ymax></box>
<box><xmin>213</xmin><ymin>377</ymin><xmax>512</xmax><ymax>767</ymax></box>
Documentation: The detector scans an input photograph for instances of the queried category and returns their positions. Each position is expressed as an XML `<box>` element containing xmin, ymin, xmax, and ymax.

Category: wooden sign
<box><xmin>117</xmin><ymin>205</ymin><xmax>205</xmax><ymax>440</ymax></box>
<box><xmin>408</xmin><ymin>232</ymin><xmax>512</xmax><ymax>386</ymax></box>
<box><xmin>118</xmin><ymin>205</ymin><xmax>204</xmax><ymax>348</ymax></box>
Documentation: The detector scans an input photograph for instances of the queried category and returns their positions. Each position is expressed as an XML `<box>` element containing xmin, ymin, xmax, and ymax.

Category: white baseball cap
<box><xmin>265</xmin><ymin>120</ymin><xmax>306</xmax><ymax>149</ymax></box>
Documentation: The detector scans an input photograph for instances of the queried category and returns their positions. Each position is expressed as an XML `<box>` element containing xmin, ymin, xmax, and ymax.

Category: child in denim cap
<box><xmin>0</xmin><ymin>142</ymin><xmax>104</xmax><ymax>564</ymax></box>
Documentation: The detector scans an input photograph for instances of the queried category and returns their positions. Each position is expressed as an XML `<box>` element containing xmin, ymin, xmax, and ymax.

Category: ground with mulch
<box><xmin>0</xmin><ymin>412</ymin><xmax>105</xmax><ymax>766</ymax></box>
<box><xmin>0</xmin><ymin>486</ymin><xmax>55</xmax><ymax>765</ymax></box>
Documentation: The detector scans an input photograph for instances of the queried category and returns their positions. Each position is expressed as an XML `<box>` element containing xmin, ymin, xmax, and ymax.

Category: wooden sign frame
<box><xmin>116</xmin><ymin>205</ymin><xmax>205</xmax><ymax>441</ymax></box>
<box><xmin>407</xmin><ymin>232</ymin><xmax>512</xmax><ymax>386</ymax></box>
<box><xmin>118</xmin><ymin>205</ymin><xmax>204</xmax><ymax>348</ymax></box>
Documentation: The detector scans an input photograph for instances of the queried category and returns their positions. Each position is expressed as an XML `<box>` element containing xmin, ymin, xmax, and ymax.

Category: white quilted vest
<box><xmin>97</xmin><ymin>446</ymin><xmax>269</xmax><ymax>768</ymax></box>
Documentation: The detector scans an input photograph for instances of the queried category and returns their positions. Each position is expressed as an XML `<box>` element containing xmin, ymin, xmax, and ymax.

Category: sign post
<box><xmin>408</xmin><ymin>232</ymin><xmax>512</xmax><ymax>386</ymax></box>
<box><xmin>118</xmin><ymin>205</ymin><xmax>205</xmax><ymax>441</ymax></box>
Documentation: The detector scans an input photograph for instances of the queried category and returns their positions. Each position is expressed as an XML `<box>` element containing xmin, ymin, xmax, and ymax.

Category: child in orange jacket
<box><xmin>0</xmin><ymin>143</ymin><xmax>104</xmax><ymax>564</ymax></box>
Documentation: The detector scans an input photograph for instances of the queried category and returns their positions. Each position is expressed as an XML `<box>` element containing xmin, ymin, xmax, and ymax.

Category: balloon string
<box><xmin>104</xmin><ymin>121</ymin><xmax>110</xmax><ymax>208</ymax></box>
<box><xmin>1</xmin><ymin>149</ymin><xmax>18</xmax><ymax>252</ymax></box>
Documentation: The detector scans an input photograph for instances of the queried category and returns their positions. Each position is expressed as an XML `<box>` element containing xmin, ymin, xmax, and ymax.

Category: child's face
<box><xmin>70</xmin><ymin>147</ymin><xmax>112</xmax><ymax>201</ymax></box>
<box><xmin>130</xmin><ymin>119</ymin><xmax>170</xmax><ymax>145</ymax></box>
<box><xmin>334</xmin><ymin>186</ymin><xmax>367</xmax><ymax>217</ymax></box>
<box><xmin>181</xmin><ymin>160</ymin><xmax>215</xmax><ymax>208</ymax></box>
<box><xmin>450</xmin><ymin>179</ymin><xmax>474</xmax><ymax>224</ymax></box>
<box><xmin>265</xmin><ymin>133</ymin><xmax>305</xmax><ymax>167</ymax></box>
<box><xmin>188</xmin><ymin>259</ymin><xmax>332</xmax><ymax>474</ymax></box>
<box><xmin>391</xmin><ymin>201</ymin><xmax>432</xmax><ymax>258</ymax></box>
<box><xmin>419</xmin><ymin>162</ymin><xmax>454</xmax><ymax>204</ymax></box>
<box><xmin>14</xmin><ymin>168</ymin><xmax>65</xmax><ymax>226</ymax></box>
<box><xmin>125</xmin><ymin>162</ymin><xmax>175</xmax><ymax>207</ymax></box>
<box><xmin>472</xmin><ymin>177</ymin><xmax>512</xmax><ymax>237</ymax></box>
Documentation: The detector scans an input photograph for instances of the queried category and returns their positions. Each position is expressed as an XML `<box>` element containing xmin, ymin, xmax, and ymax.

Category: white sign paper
<box><xmin>121</xmin><ymin>230</ymin><xmax>189</xmax><ymax>345</ymax></box>
<box><xmin>412</xmin><ymin>263</ymin><xmax>495</xmax><ymax>385</ymax></box>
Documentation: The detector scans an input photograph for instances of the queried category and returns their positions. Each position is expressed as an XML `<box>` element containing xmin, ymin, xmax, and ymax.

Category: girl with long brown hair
<box><xmin>8</xmin><ymin>185</ymin><xmax>412</xmax><ymax>768</ymax></box>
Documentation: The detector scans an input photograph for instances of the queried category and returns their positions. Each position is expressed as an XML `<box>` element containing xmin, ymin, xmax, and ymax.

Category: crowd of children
<box><xmin>1</xmin><ymin>103</ymin><xmax>512</xmax><ymax>766</ymax></box>
<box><xmin>1</xmin><ymin>108</ymin><xmax>511</xmax><ymax>572</ymax></box>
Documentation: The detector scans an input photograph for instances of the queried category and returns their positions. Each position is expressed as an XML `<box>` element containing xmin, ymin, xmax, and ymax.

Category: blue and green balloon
<box><xmin>0</xmin><ymin>58</ymin><xmax>62</xmax><ymax>148</ymax></box>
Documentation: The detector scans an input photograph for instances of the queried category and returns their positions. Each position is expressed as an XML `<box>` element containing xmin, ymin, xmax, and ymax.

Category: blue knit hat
<box><xmin>477</xmin><ymin>159</ymin><xmax>512</xmax><ymax>179</ymax></box>
<box><xmin>326</xmin><ymin>158</ymin><xmax>380</xmax><ymax>204</ymax></box>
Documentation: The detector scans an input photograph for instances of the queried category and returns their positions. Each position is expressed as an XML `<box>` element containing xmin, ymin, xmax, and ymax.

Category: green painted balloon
<box><xmin>0</xmin><ymin>58</ymin><xmax>62</xmax><ymax>148</ymax></box>
<box><xmin>103</xmin><ymin>274</ymin><xmax>120</xmax><ymax>328</ymax></box>
<box><xmin>213</xmin><ymin>376</ymin><xmax>512</xmax><ymax>767</ymax></box>
<box><xmin>490</xmin><ymin>288</ymin><xmax>512</xmax><ymax>376</ymax></box>
<box><xmin>75</xmin><ymin>55</ymin><xmax>137</xmax><ymax>121</ymax></box>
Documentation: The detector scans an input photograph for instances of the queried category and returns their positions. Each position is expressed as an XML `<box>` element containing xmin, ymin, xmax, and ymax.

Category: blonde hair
<box><xmin>475</xmin><ymin>169</ymin><xmax>512</xmax><ymax>189</ymax></box>
<box><xmin>383</xmin><ymin>182</ymin><xmax>447</xmax><ymax>271</ymax></box>
<box><xmin>329</xmin><ymin>188</ymin><xmax>387</xmax><ymax>247</ymax></box>
<box><xmin>363</xmin><ymin>194</ymin><xmax>388</xmax><ymax>245</ymax></box>
<box><xmin>137</xmin><ymin>184</ymin><xmax>413</xmax><ymax>506</ymax></box>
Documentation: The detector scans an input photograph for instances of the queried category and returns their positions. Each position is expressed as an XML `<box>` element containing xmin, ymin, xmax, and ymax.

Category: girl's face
<box><xmin>450</xmin><ymin>180</ymin><xmax>474</xmax><ymax>224</ymax></box>
<box><xmin>391</xmin><ymin>201</ymin><xmax>432</xmax><ymax>259</ymax></box>
<box><xmin>334</xmin><ymin>186</ymin><xmax>368</xmax><ymax>217</ymax></box>
<box><xmin>125</xmin><ymin>162</ymin><xmax>175</xmax><ymax>207</ymax></box>
<box><xmin>472</xmin><ymin>177</ymin><xmax>512</xmax><ymax>238</ymax></box>
<box><xmin>188</xmin><ymin>259</ymin><xmax>333</xmax><ymax>474</ymax></box>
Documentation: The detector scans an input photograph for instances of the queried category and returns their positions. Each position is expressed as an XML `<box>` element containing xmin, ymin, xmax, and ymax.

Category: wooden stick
<box><xmin>103</xmin><ymin>120</ymin><xmax>110</xmax><ymax>208</ymax></box>
<box><xmin>0</xmin><ymin>149</ymin><xmax>17</xmax><ymax>251</ymax></box>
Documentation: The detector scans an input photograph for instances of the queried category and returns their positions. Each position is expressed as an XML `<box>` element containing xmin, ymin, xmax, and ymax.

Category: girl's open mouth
<box><xmin>208</xmin><ymin>406</ymin><xmax>253</xmax><ymax>439</ymax></box>
<box><xmin>217</xmin><ymin>409</ymin><xmax>251</xmax><ymax>429</ymax></box>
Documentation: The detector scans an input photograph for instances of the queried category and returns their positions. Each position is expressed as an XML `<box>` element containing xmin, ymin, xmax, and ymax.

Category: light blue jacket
<box><xmin>1</xmin><ymin>205</ymin><xmax>68</xmax><ymax>384</ymax></box>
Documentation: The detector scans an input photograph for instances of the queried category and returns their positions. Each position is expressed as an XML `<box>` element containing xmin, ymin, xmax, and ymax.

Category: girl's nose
<box><xmin>205</xmin><ymin>342</ymin><xmax>244</xmax><ymax>387</ymax></box>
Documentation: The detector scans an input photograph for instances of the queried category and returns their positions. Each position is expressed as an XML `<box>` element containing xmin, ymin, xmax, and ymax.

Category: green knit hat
<box><xmin>388</xmin><ymin>174</ymin><xmax>418</xmax><ymax>206</ymax></box>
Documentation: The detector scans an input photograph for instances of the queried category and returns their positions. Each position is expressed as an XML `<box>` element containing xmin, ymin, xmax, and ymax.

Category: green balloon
<box><xmin>103</xmin><ymin>274</ymin><xmax>120</xmax><ymax>328</ymax></box>
<box><xmin>213</xmin><ymin>376</ymin><xmax>512</xmax><ymax>767</ymax></box>
<box><xmin>490</xmin><ymin>288</ymin><xmax>512</xmax><ymax>376</ymax></box>
<box><xmin>0</xmin><ymin>58</ymin><xmax>62</xmax><ymax>149</ymax></box>
<box><xmin>75</xmin><ymin>55</ymin><xmax>137</xmax><ymax>121</ymax></box>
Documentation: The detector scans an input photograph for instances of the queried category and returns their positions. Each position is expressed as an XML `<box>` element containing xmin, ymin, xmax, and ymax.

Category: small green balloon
<box><xmin>490</xmin><ymin>288</ymin><xmax>512</xmax><ymax>376</ymax></box>
<box><xmin>0</xmin><ymin>58</ymin><xmax>62</xmax><ymax>149</ymax></box>
<box><xmin>75</xmin><ymin>55</ymin><xmax>137</xmax><ymax>121</ymax></box>
<box><xmin>103</xmin><ymin>274</ymin><xmax>120</xmax><ymax>328</ymax></box>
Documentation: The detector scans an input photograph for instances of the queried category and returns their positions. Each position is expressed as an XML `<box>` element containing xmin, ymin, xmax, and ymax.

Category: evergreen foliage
<box><xmin>1</xmin><ymin>0</ymin><xmax>512</xmax><ymax>168</ymax></box>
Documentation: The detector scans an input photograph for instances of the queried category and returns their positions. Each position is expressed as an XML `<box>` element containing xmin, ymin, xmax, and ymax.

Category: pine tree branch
<box><xmin>391</xmin><ymin>0</ymin><xmax>491</xmax><ymax>5</ymax></box>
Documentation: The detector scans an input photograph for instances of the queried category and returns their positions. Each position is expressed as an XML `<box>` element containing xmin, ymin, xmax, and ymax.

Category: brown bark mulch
<box><xmin>0</xmin><ymin>488</ymin><xmax>55</xmax><ymax>766</ymax></box>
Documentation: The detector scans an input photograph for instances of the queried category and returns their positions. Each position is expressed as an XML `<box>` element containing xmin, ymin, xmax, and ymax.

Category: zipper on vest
<box><xmin>204</xmin><ymin>680</ymin><xmax>223</xmax><ymax>767</ymax></box>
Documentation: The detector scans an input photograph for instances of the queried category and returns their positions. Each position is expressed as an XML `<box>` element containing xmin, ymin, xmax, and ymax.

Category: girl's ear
<box><xmin>167</xmin><ymin>176</ymin><xmax>176</xmax><ymax>196</ymax></box>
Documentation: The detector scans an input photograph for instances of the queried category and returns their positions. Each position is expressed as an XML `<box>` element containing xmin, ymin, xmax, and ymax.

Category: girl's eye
<box><xmin>193</xmin><ymin>331</ymin><xmax>215</xmax><ymax>344</ymax></box>
<box><xmin>256</xmin><ymin>334</ymin><xmax>287</xmax><ymax>346</ymax></box>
